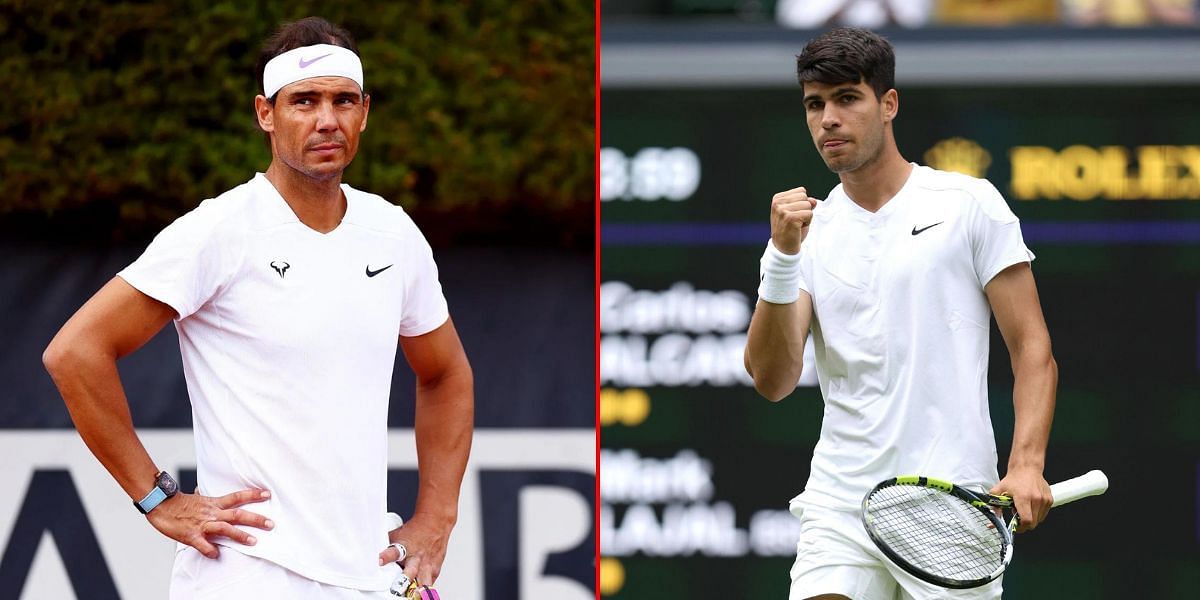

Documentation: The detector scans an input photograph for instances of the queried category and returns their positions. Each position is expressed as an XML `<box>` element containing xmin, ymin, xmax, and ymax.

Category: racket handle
<box><xmin>1049</xmin><ymin>469</ymin><xmax>1108</xmax><ymax>507</ymax></box>
<box><xmin>387</xmin><ymin>512</ymin><xmax>405</xmax><ymax>530</ymax></box>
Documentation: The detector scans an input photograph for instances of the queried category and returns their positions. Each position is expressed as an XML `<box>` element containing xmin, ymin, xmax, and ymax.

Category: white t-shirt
<box><xmin>119</xmin><ymin>173</ymin><xmax>449</xmax><ymax>590</ymax></box>
<box><xmin>789</xmin><ymin>164</ymin><xmax>1034</xmax><ymax>513</ymax></box>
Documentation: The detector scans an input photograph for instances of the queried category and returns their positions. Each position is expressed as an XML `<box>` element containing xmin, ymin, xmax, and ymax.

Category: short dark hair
<box><xmin>795</xmin><ymin>27</ymin><xmax>895</xmax><ymax>99</ymax></box>
<box><xmin>256</xmin><ymin>17</ymin><xmax>360</xmax><ymax>101</ymax></box>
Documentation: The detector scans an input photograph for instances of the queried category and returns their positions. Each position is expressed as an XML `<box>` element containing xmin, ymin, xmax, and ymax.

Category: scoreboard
<box><xmin>600</xmin><ymin>85</ymin><xmax>1200</xmax><ymax>599</ymax></box>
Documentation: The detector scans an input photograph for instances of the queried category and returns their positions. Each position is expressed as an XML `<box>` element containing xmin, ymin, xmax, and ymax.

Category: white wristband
<box><xmin>757</xmin><ymin>239</ymin><xmax>803</xmax><ymax>304</ymax></box>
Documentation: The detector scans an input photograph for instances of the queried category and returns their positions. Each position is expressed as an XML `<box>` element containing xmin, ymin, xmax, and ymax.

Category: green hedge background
<box><xmin>0</xmin><ymin>1</ymin><xmax>594</xmax><ymax>247</ymax></box>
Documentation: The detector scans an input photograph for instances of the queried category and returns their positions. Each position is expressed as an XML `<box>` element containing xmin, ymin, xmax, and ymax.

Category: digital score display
<box><xmin>600</xmin><ymin>85</ymin><xmax>1200</xmax><ymax>599</ymax></box>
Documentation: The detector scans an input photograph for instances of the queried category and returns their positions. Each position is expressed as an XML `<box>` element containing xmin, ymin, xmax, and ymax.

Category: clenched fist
<box><xmin>770</xmin><ymin>186</ymin><xmax>819</xmax><ymax>255</ymax></box>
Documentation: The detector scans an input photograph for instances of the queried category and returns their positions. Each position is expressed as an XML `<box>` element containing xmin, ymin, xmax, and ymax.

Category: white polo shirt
<box><xmin>119</xmin><ymin>173</ymin><xmax>449</xmax><ymax>590</ymax></box>
<box><xmin>789</xmin><ymin>164</ymin><xmax>1034</xmax><ymax>513</ymax></box>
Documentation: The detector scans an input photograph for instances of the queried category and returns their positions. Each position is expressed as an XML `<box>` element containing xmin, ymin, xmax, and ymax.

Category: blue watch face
<box><xmin>156</xmin><ymin>472</ymin><xmax>179</xmax><ymax>496</ymax></box>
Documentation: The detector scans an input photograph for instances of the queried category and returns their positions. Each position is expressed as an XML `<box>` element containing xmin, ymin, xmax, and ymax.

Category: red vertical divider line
<box><xmin>593</xmin><ymin>0</ymin><xmax>602</xmax><ymax>598</ymax></box>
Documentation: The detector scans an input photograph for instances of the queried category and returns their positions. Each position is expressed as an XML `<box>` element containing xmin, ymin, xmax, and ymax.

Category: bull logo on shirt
<box><xmin>270</xmin><ymin>260</ymin><xmax>290</xmax><ymax>279</ymax></box>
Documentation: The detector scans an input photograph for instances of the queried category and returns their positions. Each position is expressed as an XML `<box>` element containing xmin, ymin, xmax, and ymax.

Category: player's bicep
<box><xmin>984</xmin><ymin>262</ymin><xmax>1050</xmax><ymax>354</ymax></box>
<box><xmin>398</xmin><ymin>317</ymin><xmax>471</xmax><ymax>386</ymax></box>
<box><xmin>48</xmin><ymin>277</ymin><xmax>176</xmax><ymax>361</ymax></box>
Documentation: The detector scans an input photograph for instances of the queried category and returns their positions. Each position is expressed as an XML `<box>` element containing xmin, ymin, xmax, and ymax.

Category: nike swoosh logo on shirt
<box><xmin>366</xmin><ymin>264</ymin><xmax>393</xmax><ymax>277</ymax></box>
<box><xmin>911</xmin><ymin>222</ymin><xmax>944</xmax><ymax>236</ymax></box>
<box><xmin>298</xmin><ymin>53</ymin><xmax>333</xmax><ymax>69</ymax></box>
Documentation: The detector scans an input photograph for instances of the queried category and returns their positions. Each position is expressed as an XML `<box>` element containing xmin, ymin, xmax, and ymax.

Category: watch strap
<box><xmin>135</xmin><ymin>485</ymin><xmax>168</xmax><ymax>514</ymax></box>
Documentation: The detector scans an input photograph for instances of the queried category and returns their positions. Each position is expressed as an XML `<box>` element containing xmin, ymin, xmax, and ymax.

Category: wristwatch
<box><xmin>134</xmin><ymin>471</ymin><xmax>179</xmax><ymax>514</ymax></box>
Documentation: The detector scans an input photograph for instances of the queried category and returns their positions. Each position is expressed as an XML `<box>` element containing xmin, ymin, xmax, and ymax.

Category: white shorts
<box><xmin>788</xmin><ymin>505</ymin><xmax>1004</xmax><ymax>600</ymax></box>
<box><xmin>169</xmin><ymin>545</ymin><xmax>398</xmax><ymax>600</ymax></box>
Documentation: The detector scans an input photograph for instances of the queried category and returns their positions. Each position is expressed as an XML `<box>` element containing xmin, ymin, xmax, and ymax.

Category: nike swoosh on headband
<box><xmin>298</xmin><ymin>53</ymin><xmax>333</xmax><ymax>69</ymax></box>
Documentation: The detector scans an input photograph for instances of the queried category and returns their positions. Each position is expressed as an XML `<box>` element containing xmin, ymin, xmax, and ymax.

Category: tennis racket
<box><xmin>861</xmin><ymin>469</ymin><xmax>1108</xmax><ymax>589</ymax></box>
<box><xmin>387</xmin><ymin>512</ymin><xmax>442</xmax><ymax>600</ymax></box>
<box><xmin>390</xmin><ymin>574</ymin><xmax>441</xmax><ymax>600</ymax></box>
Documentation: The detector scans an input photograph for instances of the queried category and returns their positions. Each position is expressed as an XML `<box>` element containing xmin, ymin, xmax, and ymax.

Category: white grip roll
<box><xmin>387</xmin><ymin>511</ymin><xmax>405</xmax><ymax>530</ymax></box>
<box><xmin>1049</xmin><ymin>469</ymin><xmax>1108</xmax><ymax>507</ymax></box>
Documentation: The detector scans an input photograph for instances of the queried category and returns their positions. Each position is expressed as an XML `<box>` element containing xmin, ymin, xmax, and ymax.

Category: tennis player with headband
<box><xmin>743</xmin><ymin>27</ymin><xmax>1058</xmax><ymax>600</ymax></box>
<box><xmin>43</xmin><ymin>17</ymin><xmax>473</xmax><ymax>598</ymax></box>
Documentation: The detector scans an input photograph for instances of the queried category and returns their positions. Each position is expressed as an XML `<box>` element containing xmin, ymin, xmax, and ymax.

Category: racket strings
<box><xmin>866</xmin><ymin>486</ymin><xmax>1007</xmax><ymax>583</ymax></box>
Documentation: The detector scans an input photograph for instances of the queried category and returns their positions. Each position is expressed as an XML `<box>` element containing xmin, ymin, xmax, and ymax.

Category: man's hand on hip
<box><xmin>146</xmin><ymin>488</ymin><xmax>274</xmax><ymax>558</ymax></box>
<box><xmin>378</xmin><ymin>513</ymin><xmax>454</xmax><ymax>585</ymax></box>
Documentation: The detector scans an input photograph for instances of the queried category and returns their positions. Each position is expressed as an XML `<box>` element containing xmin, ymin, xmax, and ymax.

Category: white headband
<box><xmin>263</xmin><ymin>43</ymin><xmax>364</xmax><ymax>99</ymax></box>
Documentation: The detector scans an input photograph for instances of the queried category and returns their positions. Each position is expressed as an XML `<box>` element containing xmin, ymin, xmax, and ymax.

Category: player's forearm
<box><xmin>412</xmin><ymin>361</ymin><xmax>474</xmax><ymax>526</ymax></box>
<box><xmin>1007</xmin><ymin>342</ymin><xmax>1057</xmax><ymax>471</ymax></box>
<box><xmin>745</xmin><ymin>299</ymin><xmax>808</xmax><ymax>402</ymax></box>
<box><xmin>43</xmin><ymin>342</ymin><xmax>158</xmax><ymax>500</ymax></box>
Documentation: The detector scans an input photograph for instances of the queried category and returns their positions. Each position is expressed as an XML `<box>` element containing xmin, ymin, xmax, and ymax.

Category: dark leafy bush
<box><xmin>0</xmin><ymin>1</ymin><xmax>594</xmax><ymax>245</ymax></box>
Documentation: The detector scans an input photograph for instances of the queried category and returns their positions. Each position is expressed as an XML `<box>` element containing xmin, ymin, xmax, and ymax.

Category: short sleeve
<box><xmin>968</xmin><ymin>180</ymin><xmax>1036</xmax><ymax>288</ymax></box>
<box><xmin>398</xmin><ymin>220</ymin><xmax>450</xmax><ymax>337</ymax></box>
<box><xmin>117</xmin><ymin>201</ymin><xmax>238</xmax><ymax>319</ymax></box>
<box><xmin>796</xmin><ymin>244</ymin><xmax>812</xmax><ymax>295</ymax></box>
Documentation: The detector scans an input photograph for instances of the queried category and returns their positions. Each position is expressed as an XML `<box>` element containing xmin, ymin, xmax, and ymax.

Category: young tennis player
<box><xmin>743</xmin><ymin>27</ymin><xmax>1057</xmax><ymax>600</ymax></box>
<box><xmin>42</xmin><ymin>17</ymin><xmax>473</xmax><ymax>598</ymax></box>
